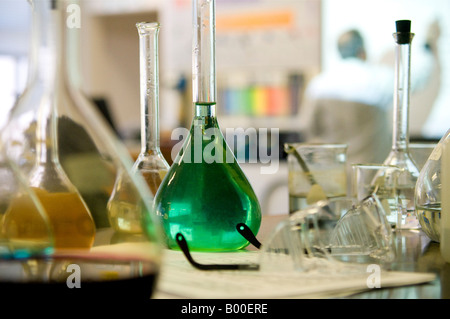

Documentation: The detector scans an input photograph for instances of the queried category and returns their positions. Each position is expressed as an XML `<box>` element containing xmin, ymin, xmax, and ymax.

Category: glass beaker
<box><xmin>0</xmin><ymin>0</ymin><xmax>162</xmax><ymax>298</ymax></box>
<box><xmin>107</xmin><ymin>22</ymin><xmax>169</xmax><ymax>234</ymax></box>
<box><xmin>154</xmin><ymin>0</ymin><xmax>262</xmax><ymax>252</ymax></box>
<box><xmin>352</xmin><ymin>164</ymin><xmax>404</xmax><ymax>227</ymax></box>
<box><xmin>382</xmin><ymin>20</ymin><xmax>420</xmax><ymax>229</ymax></box>
<box><xmin>285</xmin><ymin>143</ymin><xmax>348</xmax><ymax>214</ymax></box>
<box><xmin>415</xmin><ymin>129</ymin><xmax>450</xmax><ymax>242</ymax></box>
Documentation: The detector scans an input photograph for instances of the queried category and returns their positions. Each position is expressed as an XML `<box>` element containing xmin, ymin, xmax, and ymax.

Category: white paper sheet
<box><xmin>154</xmin><ymin>249</ymin><xmax>436</xmax><ymax>299</ymax></box>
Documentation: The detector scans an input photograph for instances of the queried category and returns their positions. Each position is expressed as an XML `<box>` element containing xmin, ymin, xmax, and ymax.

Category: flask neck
<box><xmin>195</xmin><ymin>102</ymin><xmax>217</xmax><ymax>118</ymax></box>
<box><xmin>28</xmin><ymin>0</ymin><xmax>77</xmax><ymax>89</ymax></box>
<box><xmin>32</xmin><ymin>108</ymin><xmax>73</xmax><ymax>192</ymax></box>
<box><xmin>391</xmin><ymin>32</ymin><xmax>414</xmax><ymax>152</ymax></box>
<box><xmin>28</xmin><ymin>0</ymin><xmax>78</xmax><ymax>192</ymax></box>
<box><xmin>192</xmin><ymin>0</ymin><xmax>216</xmax><ymax>104</ymax></box>
<box><xmin>137</xmin><ymin>22</ymin><xmax>161</xmax><ymax>155</ymax></box>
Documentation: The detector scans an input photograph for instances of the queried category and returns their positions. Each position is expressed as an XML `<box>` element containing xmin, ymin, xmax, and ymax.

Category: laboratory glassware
<box><xmin>107</xmin><ymin>22</ymin><xmax>170</xmax><ymax>233</ymax></box>
<box><xmin>0</xmin><ymin>0</ymin><xmax>162</xmax><ymax>298</ymax></box>
<box><xmin>382</xmin><ymin>20</ymin><xmax>420</xmax><ymax>229</ymax></box>
<box><xmin>154</xmin><ymin>0</ymin><xmax>262</xmax><ymax>251</ymax></box>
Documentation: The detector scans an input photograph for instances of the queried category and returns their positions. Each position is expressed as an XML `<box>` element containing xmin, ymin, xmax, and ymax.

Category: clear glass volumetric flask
<box><xmin>134</xmin><ymin>22</ymin><xmax>170</xmax><ymax>193</ymax></box>
<box><xmin>382</xmin><ymin>20</ymin><xmax>420</xmax><ymax>229</ymax></box>
<box><xmin>154</xmin><ymin>0</ymin><xmax>262</xmax><ymax>251</ymax></box>
<box><xmin>107</xmin><ymin>22</ymin><xmax>169</xmax><ymax>234</ymax></box>
<box><xmin>0</xmin><ymin>0</ymin><xmax>162</xmax><ymax>298</ymax></box>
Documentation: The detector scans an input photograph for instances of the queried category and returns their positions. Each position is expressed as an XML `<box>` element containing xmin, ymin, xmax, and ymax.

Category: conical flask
<box><xmin>415</xmin><ymin>128</ymin><xmax>450</xmax><ymax>242</ymax></box>
<box><xmin>382</xmin><ymin>20</ymin><xmax>420</xmax><ymax>229</ymax></box>
<box><xmin>107</xmin><ymin>22</ymin><xmax>169</xmax><ymax>234</ymax></box>
<box><xmin>154</xmin><ymin>0</ymin><xmax>262</xmax><ymax>251</ymax></box>
<box><xmin>0</xmin><ymin>0</ymin><xmax>162</xmax><ymax>298</ymax></box>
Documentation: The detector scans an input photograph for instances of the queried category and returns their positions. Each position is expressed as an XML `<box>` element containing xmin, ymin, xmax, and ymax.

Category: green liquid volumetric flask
<box><xmin>154</xmin><ymin>0</ymin><xmax>262</xmax><ymax>251</ymax></box>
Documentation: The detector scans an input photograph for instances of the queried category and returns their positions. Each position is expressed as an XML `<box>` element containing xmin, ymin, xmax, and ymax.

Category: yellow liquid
<box><xmin>141</xmin><ymin>169</ymin><xmax>167</xmax><ymax>196</ymax></box>
<box><xmin>4</xmin><ymin>188</ymin><xmax>96</xmax><ymax>250</ymax></box>
<box><xmin>107</xmin><ymin>200</ymin><xmax>143</xmax><ymax>234</ymax></box>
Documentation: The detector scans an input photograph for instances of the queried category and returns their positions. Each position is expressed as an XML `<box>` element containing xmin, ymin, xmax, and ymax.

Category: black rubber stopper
<box><xmin>395</xmin><ymin>20</ymin><xmax>412</xmax><ymax>44</ymax></box>
<box><xmin>396</xmin><ymin>20</ymin><xmax>411</xmax><ymax>33</ymax></box>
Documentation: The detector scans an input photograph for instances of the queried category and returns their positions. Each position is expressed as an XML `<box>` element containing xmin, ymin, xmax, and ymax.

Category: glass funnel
<box><xmin>0</xmin><ymin>0</ymin><xmax>162</xmax><ymax>298</ymax></box>
<box><xmin>154</xmin><ymin>0</ymin><xmax>262</xmax><ymax>251</ymax></box>
<box><xmin>382</xmin><ymin>20</ymin><xmax>420</xmax><ymax>229</ymax></box>
<box><xmin>107</xmin><ymin>22</ymin><xmax>169</xmax><ymax>234</ymax></box>
<box><xmin>415</xmin><ymin>128</ymin><xmax>450</xmax><ymax>242</ymax></box>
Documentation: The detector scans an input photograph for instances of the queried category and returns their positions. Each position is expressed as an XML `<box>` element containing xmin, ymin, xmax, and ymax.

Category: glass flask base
<box><xmin>416</xmin><ymin>204</ymin><xmax>441</xmax><ymax>242</ymax></box>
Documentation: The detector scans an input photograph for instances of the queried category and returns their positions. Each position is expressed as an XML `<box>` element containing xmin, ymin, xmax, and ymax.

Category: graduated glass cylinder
<box><xmin>154</xmin><ymin>0</ymin><xmax>262</xmax><ymax>252</ymax></box>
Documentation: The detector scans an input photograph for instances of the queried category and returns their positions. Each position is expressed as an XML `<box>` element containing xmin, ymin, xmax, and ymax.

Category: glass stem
<box><xmin>32</xmin><ymin>0</ymin><xmax>65</xmax><ymax>166</ymax></box>
<box><xmin>392</xmin><ymin>34</ymin><xmax>414</xmax><ymax>153</ymax></box>
<box><xmin>137</xmin><ymin>22</ymin><xmax>161</xmax><ymax>156</ymax></box>
<box><xmin>29</xmin><ymin>0</ymin><xmax>74</xmax><ymax>192</ymax></box>
<box><xmin>192</xmin><ymin>0</ymin><xmax>216</xmax><ymax>105</ymax></box>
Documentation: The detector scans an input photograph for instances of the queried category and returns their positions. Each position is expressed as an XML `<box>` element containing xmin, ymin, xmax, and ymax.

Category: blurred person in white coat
<box><xmin>299</xmin><ymin>25</ymin><xmax>441</xmax><ymax>166</ymax></box>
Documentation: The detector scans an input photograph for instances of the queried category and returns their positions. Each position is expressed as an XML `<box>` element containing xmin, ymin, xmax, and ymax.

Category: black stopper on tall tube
<box><xmin>395</xmin><ymin>20</ymin><xmax>413</xmax><ymax>44</ymax></box>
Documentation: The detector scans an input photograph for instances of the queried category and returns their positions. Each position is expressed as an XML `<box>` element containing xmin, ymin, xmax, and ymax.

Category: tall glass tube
<box><xmin>192</xmin><ymin>0</ymin><xmax>216</xmax><ymax>104</ymax></box>
<box><xmin>383</xmin><ymin>20</ymin><xmax>420</xmax><ymax>229</ymax></box>
<box><xmin>135</xmin><ymin>22</ymin><xmax>169</xmax><ymax>194</ymax></box>
<box><xmin>154</xmin><ymin>0</ymin><xmax>262</xmax><ymax>252</ymax></box>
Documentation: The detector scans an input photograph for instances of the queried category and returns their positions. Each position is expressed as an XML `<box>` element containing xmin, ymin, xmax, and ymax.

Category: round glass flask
<box><xmin>154</xmin><ymin>0</ymin><xmax>262</xmax><ymax>251</ymax></box>
<box><xmin>0</xmin><ymin>0</ymin><xmax>162</xmax><ymax>298</ymax></box>
<box><xmin>415</xmin><ymin>128</ymin><xmax>450</xmax><ymax>242</ymax></box>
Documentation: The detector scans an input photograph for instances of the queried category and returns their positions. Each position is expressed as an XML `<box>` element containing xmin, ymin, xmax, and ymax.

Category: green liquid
<box><xmin>154</xmin><ymin>105</ymin><xmax>261</xmax><ymax>251</ymax></box>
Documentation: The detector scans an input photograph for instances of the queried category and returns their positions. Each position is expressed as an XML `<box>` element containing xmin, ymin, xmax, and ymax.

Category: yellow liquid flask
<box><xmin>0</xmin><ymin>0</ymin><xmax>162</xmax><ymax>299</ymax></box>
<box><xmin>0</xmin><ymin>150</ymin><xmax>54</xmax><ymax>260</ymax></box>
<box><xmin>108</xmin><ymin>22</ymin><xmax>169</xmax><ymax>234</ymax></box>
<box><xmin>154</xmin><ymin>0</ymin><xmax>262</xmax><ymax>251</ymax></box>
